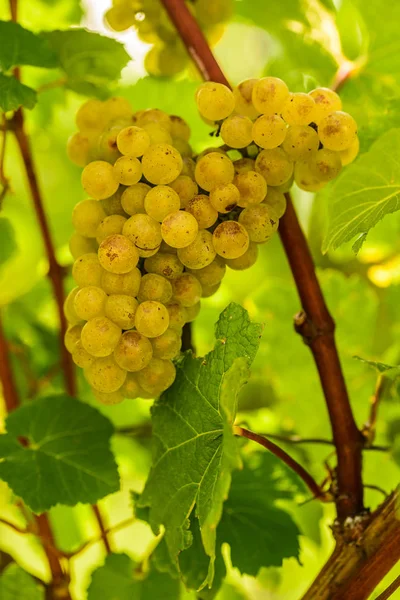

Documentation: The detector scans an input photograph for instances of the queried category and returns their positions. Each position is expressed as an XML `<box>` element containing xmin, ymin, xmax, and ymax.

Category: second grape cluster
<box><xmin>65</xmin><ymin>77</ymin><xmax>358</xmax><ymax>404</ymax></box>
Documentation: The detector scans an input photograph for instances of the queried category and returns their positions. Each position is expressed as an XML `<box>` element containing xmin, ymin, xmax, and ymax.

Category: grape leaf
<box><xmin>87</xmin><ymin>553</ymin><xmax>180</xmax><ymax>600</ymax></box>
<box><xmin>0</xmin><ymin>219</ymin><xmax>17</xmax><ymax>268</ymax></box>
<box><xmin>323</xmin><ymin>129</ymin><xmax>400</xmax><ymax>252</ymax></box>
<box><xmin>0</xmin><ymin>564</ymin><xmax>44</xmax><ymax>600</ymax></box>
<box><xmin>0</xmin><ymin>21</ymin><xmax>58</xmax><ymax>71</ymax></box>
<box><xmin>0</xmin><ymin>395</ymin><xmax>119</xmax><ymax>512</ymax></box>
<box><xmin>0</xmin><ymin>73</ymin><xmax>36</xmax><ymax>111</ymax></box>
<box><xmin>44</xmin><ymin>29</ymin><xmax>130</xmax><ymax>95</ymax></box>
<box><xmin>138</xmin><ymin>304</ymin><xmax>262</xmax><ymax>587</ymax></box>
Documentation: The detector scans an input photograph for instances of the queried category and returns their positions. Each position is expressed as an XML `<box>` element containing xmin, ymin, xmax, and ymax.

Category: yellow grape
<box><xmin>177</xmin><ymin>230</ymin><xmax>216</xmax><ymax>270</ymax></box>
<box><xmin>67</xmin><ymin>132</ymin><xmax>91</xmax><ymax>167</ymax></box>
<box><xmin>225</xmin><ymin>242</ymin><xmax>258</xmax><ymax>270</ymax></box>
<box><xmin>294</xmin><ymin>160</ymin><xmax>327</xmax><ymax>192</ymax></box>
<box><xmin>310</xmin><ymin>148</ymin><xmax>342</xmax><ymax>182</ymax></box>
<box><xmin>105</xmin><ymin>295</ymin><xmax>138</xmax><ymax>329</ymax></box>
<box><xmin>98</xmin><ymin>234</ymin><xmax>139</xmax><ymax>274</ymax></box>
<box><xmin>135</xmin><ymin>301</ymin><xmax>170</xmax><ymax>337</ymax></box>
<box><xmin>185</xmin><ymin>194</ymin><xmax>218</xmax><ymax>229</ymax></box>
<box><xmin>100</xmin><ymin>188</ymin><xmax>127</xmax><ymax>217</ymax></box>
<box><xmin>137</xmin><ymin>358</ymin><xmax>176</xmax><ymax>396</ymax></box>
<box><xmin>213</xmin><ymin>221</ymin><xmax>250</xmax><ymax>259</ymax></box>
<box><xmin>161</xmin><ymin>211</ymin><xmax>199</xmax><ymax>248</ymax></box>
<box><xmin>95</xmin><ymin>215</ymin><xmax>127</xmax><ymax>245</ymax></box>
<box><xmin>339</xmin><ymin>136</ymin><xmax>359</xmax><ymax>166</ymax></box>
<box><xmin>262</xmin><ymin>188</ymin><xmax>287</xmax><ymax>218</ymax></box>
<box><xmin>116</xmin><ymin>126</ymin><xmax>151</xmax><ymax>157</ymax></box>
<box><xmin>105</xmin><ymin>5</ymin><xmax>136</xmax><ymax>31</ymax></box>
<box><xmin>85</xmin><ymin>355</ymin><xmax>127</xmax><ymax>393</ymax></box>
<box><xmin>138</xmin><ymin>273</ymin><xmax>173</xmax><ymax>304</ymax></box>
<box><xmin>252</xmin><ymin>114</ymin><xmax>287</xmax><ymax>149</ymax></box>
<box><xmin>210</xmin><ymin>183</ymin><xmax>240</xmax><ymax>213</ymax></box>
<box><xmin>144</xmin><ymin>185</ymin><xmax>181</xmax><ymax>222</ymax></box>
<box><xmin>81</xmin><ymin>161</ymin><xmax>120</xmax><ymax>200</ymax></box>
<box><xmin>220</xmin><ymin>115</ymin><xmax>253</xmax><ymax>148</ymax></box>
<box><xmin>120</xmin><ymin>373</ymin><xmax>142</xmax><ymax>399</ymax></box>
<box><xmin>172</xmin><ymin>273</ymin><xmax>202</xmax><ymax>307</ymax></box>
<box><xmin>64</xmin><ymin>287</ymin><xmax>83</xmax><ymax>326</ymax></box>
<box><xmin>72</xmin><ymin>340</ymin><xmax>96</xmax><ymax>369</ymax></box>
<box><xmin>151</xmin><ymin>328</ymin><xmax>182</xmax><ymax>359</ymax></box>
<box><xmin>103</xmin><ymin>97</ymin><xmax>132</xmax><ymax>123</ymax></box>
<box><xmin>137</xmin><ymin>109</ymin><xmax>172</xmax><ymax>132</ymax></box>
<box><xmin>252</xmin><ymin>77</ymin><xmax>289</xmax><ymax>115</ymax></box>
<box><xmin>72</xmin><ymin>253</ymin><xmax>103</xmax><ymax>287</ymax></box>
<box><xmin>74</xmin><ymin>286</ymin><xmax>107</xmax><ymax>321</ymax></box>
<box><xmin>72</xmin><ymin>199</ymin><xmax>107</xmax><ymax>238</ymax></box>
<box><xmin>196</xmin><ymin>82</ymin><xmax>235</xmax><ymax>121</ymax></box>
<box><xmin>113</xmin><ymin>155</ymin><xmax>143</xmax><ymax>186</ymax></box>
<box><xmin>64</xmin><ymin>324</ymin><xmax>83</xmax><ymax>353</ymax></box>
<box><xmin>81</xmin><ymin>316</ymin><xmax>122</xmax><ymax>357</ymax></box>
<box><xmin>121</xmin><ymin>183</ymin><xmax>151</xmax><ymax>215</ymax></box>
<box><xmin>308</xmin><ymin>87</ymin><xmax>342</xmax><ymax>123</ymax></box>
<box><xmin>281</xmin><ymin>125</ymin><xmax>319</xmax><ymax>161</ymax></box>
<box><xmin>142</xmin><ymin>143</ymin><xmax>183</xmax><ymax>184</ymax></box>
<box><xmin>142</xmin><ymin>123</ymin><xmax>172</xmax><ymax>145</ymax></box>
<box><xmin>187</xmin><ymin>256</ymin><xmax>226</xmax><ymax>286</ymax></box>
<box><xmin>185</xmin><ymin>302</ymin><xmax>201</xmax><ymax>322</ymax></box>
<box><xmin>144</xmin><ymin>252</ymin><xmax>184</xmax><ymax>280</ymax></box>
<box><xmin>170</xmin><ymin>115</ymin><xmax>191</xmax><ymax>141</ymax></box>
<box><xmin>281</xmin><ymin>93</ymin><xmax>316</xmax><ymax>126</ymax></box>
<box><xmin>169</xmin><ymin>176</ymin><xmax>199</xmax><ymax>208</ymax></box>
<box><xmin>201</xmin><ymin>282</ymin><xmax>221</xmax><ymax>298</ymax></box>
<box><xmin>195</xmin><ymin>152</ymin><xmax>234</xmax><ymax>192</ymax></box>
<box><xmin>234</xmin><ymin>171</ymin><xmax>267</xmax><ymax>207</ymax></box>
<box><xmin>123</xmin><ymin>214</ymin><xmax>162</xmax><ymax>257</ymax></box>
<box><xmin>69</xmin><ymin>232</ymin><xmax>98</xmax><ymax>260</ymax></box>
<box><xmin>92</xmin><ymin>389</ymin><xmax>125</xmax><ymax>405</ymax></box>
<box><xmin>114</xmin><ymin>331</ymin><xmax>153</xmax><ymax>372</ymax></box>
<box><xmin>318</xmin><ymin>111</ymin><xmax>358</xmax><ymax>151</ymax></box>
<box><xmin>195</xmin><ymin>0</ymin><xmax>233</xmax><ymax>25</ymax></box>
<box><xmin>166</xmin><ymin>302</ymin><xmax>188</xmax><ymax>331</ymax></box>
<box><xmin>233</xmin><ymin>79</ymin><xmax>260</xmax><ymax>119</ymax></box>
<box><xmin>238</xmin><ymin>204</ymin><xmax>279</xmax><ymax>243</ymax></box>
<box><xmin>255</xmin><ymin>148</ymin><xmax>294</xmax><ymax>186</ymax></box>
<box><xmin>233</xmin><ymin>157</ymin><xmax>256</xmax><ymax>174</ymax></box>
<box><xmin>76</xmin><ymin>99</ymin><xmax>106</xmax><ymax>134</ymax></box>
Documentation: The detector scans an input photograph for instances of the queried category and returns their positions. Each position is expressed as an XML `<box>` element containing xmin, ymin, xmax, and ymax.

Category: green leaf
<box><xmin>0</xmin><ymin>564</ymin><xmax>44</xmax><ymax>599</ymax></box>
<box><xmin>87</xmin><ymin>553</ymin><xmax>180</xmax><ymax>600</ymax></box>
<box><xmin>138</xmin><ymin>304</ymin><xmax>262</xmax><ymax>586</ymax></box>
<box><xmin>0</xmin><ymin>395</ymin><xmax>119</xmax><ymax>512</ymax></box>
<box><xmin>353</xmin><ymin>356</ymin><xmax>400</xmax><ymax>379</ymax></box>
<box><xmin>44</xmin><ymin>29</ymin><xmax>130</xmax><ymax>95</ymax></box>
<box><xmin>0</xmin><ymin>21</ymin><xmax>58</xmax><ymax>71</ymax></box>
<box><xmin>0</xmin><ymin>73</ymin><xmax>36</xmax><ymax>111</ymax></box>
<box><xmin>323</xmin><ymin>129</ymin><xmax>400</xmax><ymax>252</ymax></box>
<box><xmin>0</xmin><ymin>218</ymin><xmax>17</xmax><ymax>268</ymax></box>
<box><xmin>336</xmin><ymin>0</ymin><xmax>369</xmax><ymax>61</ymax></box>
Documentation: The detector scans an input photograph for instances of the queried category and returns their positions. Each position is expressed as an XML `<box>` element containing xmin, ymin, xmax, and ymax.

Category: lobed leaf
<box><xmin>0</xmin><ymin>73</ymin><xmax>36</xmax><ymax>111</ymax></box>
<box><xmin>0</xmin><ymin>21</ymin><xmax>58</xmax><ymax>71</ymax></box>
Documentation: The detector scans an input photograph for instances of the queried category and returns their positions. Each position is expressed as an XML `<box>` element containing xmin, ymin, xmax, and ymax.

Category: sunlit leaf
<box><xmin>0</xmin><ymin>21</ymin><xmax>58</xmax><ymax>70</ymax></box>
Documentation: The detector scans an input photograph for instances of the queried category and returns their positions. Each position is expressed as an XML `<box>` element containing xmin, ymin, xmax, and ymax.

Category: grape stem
<box><xmin>92</xmin><ymin>504</ymin><xmax>111</xmax><ymax>554</ymax></box>
<box><xmin>374</xmin><ymin>575</ymin><xmax>400</xmax><ymax>600</ymax></box>
<box><xmin>361</xmin><ymin>374</ymin><xmax>389</xmax><ymax>446</ymax></box>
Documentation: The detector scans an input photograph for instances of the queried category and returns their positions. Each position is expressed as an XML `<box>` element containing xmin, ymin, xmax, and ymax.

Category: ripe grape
<box><xmin>201</xmin><ymin>282</ymin><xmax>221</xmax><ymax>298</ymax></box>
<box><xmin>81</xmin><ymin>161</ymin><xmax>119</xmax><ymax>200</ymax></box>
<box><xmin>67</xmin><ymin>132</ymin><xmax>90</xmax><ymax>167</ymax></box>
<box><xmin>64</xmin><ymin>324</ymin><xmax>83</xmax><ymax>353</ymax></box>
<box><xmin>121</xmin><ymin>183</ymin><xmax>151</xmax><ymax>215</ymax></box>
<box><xmin>64</xmin><ymin>287</ymin><xmax>83</xmax><ymax>326</ymax></box>
<box><xmin>69</xmin><ymin>232</ymin><xmax>98</xmax><ymax>260</ymax></box>
<box><xmin>72</xmin><ymin>253</ymin><xmax>103</xmax><ymax>287</ymax></box>
<box><xmin>170</xmin><ymin>115</ymin><xmax>191</xmax><ymax>141</ymax></box>
<box><xmin>98</xmin><ymin>234</ymin><xmax>139</xmax><ymax>273</ymax></box>
<box><xmin>233</xmin><ymin>157</ymin><xmax>256</xmax><ymax>174</ymax></box>
<box><xmin>262</xmin><ymin>188</ymin><xmax>287</xmax><ymax>218</ymax></box>
<box><xmin>234</xmin><ymin>171</ymin><xmax>267</xmax><ymax>207</ymax></box>
<box><xmin>177</xmin><ymin>230</ymin><xmax>216</xmax><ymax>269</ymax></box>
<box><xmin>210</xmin><ymin>183</ymin><xmax>240</xmax><ymax>213</ymax></box>
<box><xmin>144</xmin><ymin>185</ymin><xmax>181</xmax><ymax>221</ymax></box>
<box><xmin>143</xmin><ymin>122</ymin><xmax>173</xmax><ymax>145</ymax></box>
<box><xmin>185</xmin><ymin>302</ymin><xmax>201</xmax><ymax>322</ymax></box>
<box><xmin>113</xmin><ymin>155</ymin><xmax>142</xmax><ymax>185</ymax></box>
<box><xmin>144</xmin><ymin>252</ymin><xmax>184</xmax><ymax>279</ymax></box>
<box><xmin>105</xmin><ymin>294</ymin><xmax>138</xmax><ymax>329</ymax></box>
<box><xmin>137</xmin><ymin>109</ymin><xmax>172</xmax><ymax>131</ymax></box>
<box><xmin>114</xmin><ymin>330</ymin><xmax>153</xmax><ymax>371</ymax></box>
<box><xmin>142</xmin><ymin>143</ymin><xmax>183</xmax><ymax>184</ymax></box>
<box><xmin>212</xmin><ymin>221</ymin><xmax>249</xmax><ymax>259</ymax></box>
<box><xmin>72</xmin><ymin>200</ymin><xmax>107</xmax><ymax>238</ymax></box>
<box><xmin>318</xmin><ymin>111</ymin><xmax>358</xmax><ymax>151</ymax></box>
<box><xmin>103</xmin><ymin>97</ymin><xmax>132</xmax><ymax>123</ymax></box>
<box><xmin>117</xmin><ymin>126</ymin><xmax>151</xmax><ymax>156</ymax></box>
<box><xmin>101</xmin><ymin>189</ymin><xmax>127</xmax><ymax>217</ymax></box>
<box><xmin>281</xmin><ymin>125</ymin><xmax>319</xmax><ymax>161</ymax></box>
<box><xmin>185</xmin><ymin>194</ymin><xmax>218</xmax><ymax>229</ymax></box>
<box><xmin>195</xmin><ymin>0</ymin><xmax>233</xmax><ymax>25</ymax></box>
<box><xmin>123</xmin><ymin>214</ymin><xmax>162</xmax><ymax>257</ymax></box>
<box><xmin>196</xmin><ymin>82</ymin><xmax>235</xmax><ymax>121</ymax></box>
<box><xmin>85</xmin><ymin>355</ymin><xmax>127</xmax><ymax>393</ymax></box>
<box><xmin>225</xmin><ymin>242</ymin><xmax>258</xmax><ymax>270</ymax></box>
<box><xmin>281</xmin><ymin>93</ymin><xmax>316</xmax><ymax>126</ymax></box>
<box><xmin>233</xmin><ymin>79</ymin><xmax>260</xmax><ymax>119</ymax></box>
<box><xmin>95</xmin><ymin>215</ymin><xmax>127</xmax><ymax>244</ymax></box>
<box><xmin>136</xmin><ymin>358</ymin><xmax>176</xmax><ymax>396</ymax></box>
<box><xmin>195</xmin><ymin>152</ymin><xmax>234</xmax><ymax>191</ymax></box>
<box><xmin>309</xmin><ymin>87</ymin><xmax>342</xmax><ymax>123</ymax></box>
<box><xmin>151</xmin><ymin>328</ymin><xmax>182</xmax><ymax>359</ymax></box>
<box><xmin>92</xmin><ymin>389</ymin><xmax>125</xmax><ymax>405</ymax></box>
<box><xmin>252</xmin><ymin>114</ymin><xmax>287</xmax><ymax>149</ymax></box>
<box><xmin>310</xmin><ymin>148</ymin><xmax>342</xmax><ymax>182</ymax></box>
<box><xmin>120</xmin><ymin>373</ymin><xmax>142</xmax><ymax>399</ymax></box>
<box><xmin>161</xmin><ymin>211</ymin><xmax>198</xmax><ymax>248</ymax></box>
<box><xmin>169</xmin><ymin>176</ymin><xmax>199</xmax><ymax>208</ymax></box>
<box><xmin>294</xmin><ymin>160</ymin><xmax>326</xmax><ymax>192</ymax></box>
<box><xmin>81</xmin><ymin>316</ymin><xmax>121</xmax><ymax>357</ymax></box>
<box><xmin>135</xmin><ymin>301</ymin><xmax>170</xmax><ymax>337</ymax></box>
<box><xmin>339</xmin><ymin>136</ymin><xmax>359</xmax><ymax>166</ymax></box>
<box><xmin>239</xmin><ymin>204</ymin><xmax>279</xmax><ymax>243</ymax></box>
<box><xmin>187</xmin><ymin>256</ymin><xmax>226</xmax><ymax>287</ymax></box>
<box><xmin>220</xmin><ymin>115</ymin><xmax>253</xmax><ymax>148</ymax></box>
<box><xmin>72</xmin><ymin>340</ymin><xmax>95</xmax><ymax>369</ymax></box>
<box><xmin>138</xmin><ymin>273</ymin><xmax>173</xmax><ymax>304</ymax></box>
<box><xmin>166</xmin><ymin>303</ymin><xmax>188</xmax><ymax>331</ymax></box>
<box><xmin>74</xmin><ymin>286</ymin><xmax>107</xmax><ymax>321</ymax></box>
<box><xmin>252</xmin><ymin>77</ymin><xmax>289</xmax><ymax>115</ymax></box>
<box><xmin>255</xmin><ymin>148</ymin><xmax>294</xmax><ymax>186</ymax></box>
<box><xmin>76</xmin><ymin>99</ymin><xmax>106</xmax><ymax>134</ymax></box>
<box><xmin>101</xmin><ymin>268</ymin><xmax>141</xmax><ymax>297</ymax></box>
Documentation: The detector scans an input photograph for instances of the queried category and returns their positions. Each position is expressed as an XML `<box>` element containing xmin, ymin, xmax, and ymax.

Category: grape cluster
<box><xmin>65</xmin><ymin>77</ymin><xmax>358</xmax><ymax>405</ymax></box>
<box><xmin>104</xmin><ymin>0</ymin><xmax>232</xmax><ymax>77</ymax></box>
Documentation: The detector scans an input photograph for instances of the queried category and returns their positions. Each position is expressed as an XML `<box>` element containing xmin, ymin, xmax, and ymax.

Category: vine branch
<box><xmin>375</xmin><ymin>575</ymin><xmax>400</xmax><ymax>600</ymax></box>
<box><xmin>362</xmin><ymin>374</ymin><xmax>389</xmax><ymax>445</ymax></box>
<box><xmin>92</xmin><ymin>505</ymin><xmax>111</xmax><ymax>554</ymax></box>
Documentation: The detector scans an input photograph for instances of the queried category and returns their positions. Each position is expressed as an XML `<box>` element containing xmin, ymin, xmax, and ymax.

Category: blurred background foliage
<box><xmin>0</xmin><ymin>0</ymin><xmax>399</xmax><ymax>598</ymax></box>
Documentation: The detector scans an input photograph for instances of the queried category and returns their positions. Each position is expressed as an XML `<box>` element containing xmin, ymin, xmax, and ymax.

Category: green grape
<box><xmin>262</xmin><ymin>188</ymin><xmax>287</xmax><ymax>218</ymax></box>
<box><xmin>239</xmin><ymin>204</ymin><xmax>279</xmax><ymax>243</ymax></box>
<box><xmin>172</xmin><ymin>273</ymin><xmax>202</xmax><ymax>307</ymax></box>
<box><xmin>185</xmin><ymin>194</ymin><xmax>218</xmax><ymax>229</ymax></box>
<box><xmin>67</xmin><ymin>132</ymin><xmax>91</xmax><ymax>167</ymax></box>
<box><xmin>233</xmin><ymin>79</ymin><xmax>260</xmax><ymax>119</ymax></box>
<box><xmin>318</xmin><ymin>111</ymin><xmax>358</xmax><ymax>151</ymax></box>
<box><xmin>144</xmin><ymin>185</ymin><xmax>181</xmax><ymax>222</ymax></box>
<box><xmin>72</xmin><ymin>340</ymin><xmax>96</xmax><ymax>369</ymax></box>
<box><xmin>72</xmin><ymin>253</ymin><xmax>103</xmax><ymax>287</ymax></box>
<box><xmin>76</xmin><ymin>99</ymin><xmax>106</xmax><ymax>134</ymax></box>
<box><xmin>81</xmin><ymin>316</ymin><xmax>121</xmax><ymax>357</ymax></box>
<box><xmin>81</xmin><ymin>161</ymin><xmax>120</xmax><ymax>200</ymax></box>
<box><xmin>142</xmin><ymin>143</ymin><xmax>183</xmax><ymax>185</ymax></box>
<box><xmin>95</xmin><ymin>215</ymin><xmax>127</xmax><ymax>245</ymax></box>
<box><xmin>137</xmin><ymin>358</ymin><xmax>176</xmax><ymax>396</ymax></box>
<box><xmin>92</xmin><ymin>388</ymin><xmax>125</xmax><ymax>405</ymax></box>
<box><xmin>170</xmin><ymin>115</ymin><xmax>191</xmax><ymax>141</ymax></box>
<box><xmin>142</xmin><ymin>123</ymin><xmax>172</xmax><ymax>145</ymax></box>
<box><xmin>308</xmin><ymin>87</ymin><xmax>342</xmax><ymax>124</ymax></box>
<box><xmin>281</xmin><ymin>125</ymin><xmax>319</xmax><ymax>161</ymax></box>
<box><xmin>101</xmin><ymin>188</ymin><xmax>127</xmax><ymax>217</ymax></box>
<box><xmin>119</xmin><ymin>373</ymin><xmax>141</xmax><ymax>399</ymax></box>
<box><xmin>294</xmin><ymin>160</ymin><xmax>326</xmax><ymax>192</ymax></box>
<box><xmin>64</xmin><ymin>324</ymin><xmax>83</xmax><ymax>353</ymax></box>
<box><xmin>114</xmin><ymin>330</ymin><xmax>153</xmax><ymax>371</ymax></box>
<box><xmin>169</xmin><ymin>176</ymin><xmax>198</xmax><ymax>208</ymax></box>
<box><xmin>187</xmin><ymin>256</ymin><xmax>226</xmax><ymax>286</ymax></box>
<box><xmin>105</xmin><ymin>5</ymin><xmax>136</xmax><ymax>31</ymax></box>
<box><xmin>185</xmin><ymin>301</ymin><xmax>201</xmax><ymax>322</ymax></box>
<box><xmin>74</xmin><ymin>286</ymin><xmax>107</xmax><ymax>321</ymax></box>
<box><xmin>310</xmin><ymin>148</ymin><xmax>342</xmax><ymax>182</ymax></box>
<box><xmin>202</xmin><ymin>282</ymin><xmax>221</xmax><ymax>298</ymax></box>
<box><xmin>72</xmin><ymin>199</ymin><xmax>107</xmax><ymax>238</ymax></box>
<box><xmin>234</xmin><ymin>171</ymin><xmax>267</xmax><ymax>207</ymax></box>
<box><xmin>225</xmin><ymin>242</ymin><xmax>258</xmax><ymax>270</ymax></box>
<box><xmin>135</xmin><ymin>301</ymin><xmax>170</xmax><ymax>337</ymax></box>
<box><xmin>161</xmin><ymin>211</ymin><xmax>199</xmax><ymax>248</ymax></box>
<box><xmin>105</xmin><ymin>294</ymin><xmax>138</xmax><ymax>329</ymax></box>
<box><xmin>233</xmin><ymin>157</ymin><xmax>256</xmax><ymax>174</ymax></box>
<box><xmin>123</xmin><ymin>214</ymin><xmax>162</xmax><ymax>257</ymax></box>
<box><xmin>137</xmin><ymin>109</ymin><xmax>172</xmax><ymax>131</ymax></box>
<box><xmin>255</xmin><ymin>148</ymin><xmax>294</xmax><ymax>186</ymax></box>
<box><xmin>181</xmin><ymin>157</ymin><xmax>196</xmax><ymax>179</ymax></box>
<box><xmin>196</xmin><ymin>82</ymin><xmax>235</xmax><ymax>121</ymax></box>
<box><xmin>177</xmin><ymin>230</ymin><xmax>216</xmax><ymax>270</ymax></box>
<box><xmin>210</xmin><ymin>183</ymin><xmax>240</xmax><ymax>213</ymax></box>
<box><xmin>98</xmin><ymin>234</ymin><xmax>139</xmax><ymax>273</ymax></box>
<box><xmin>195</xmin><ymin>152</ymin><xmax>234</xmax><ymax>191</ymax></box>
<box><xmin>116</xmin><ymin>126</ymin><xmax>151</xmax><ymax>157</ymax></box>
<box><xmin>138</xmin><ymin>273</ymin><xmax>173</xmax><ymax>304</ymax></box>
<box><xmin>252</xmin><ymin>77</ymin><xmax>289</xmax><ymax>115</ymax></box>
<box><xmin>339</xmin><ymin>136</ymin><xmax>359</xmax><ymax>166</ymax></box>
<box><xmin>171</xmin><ymin>137</ymin><xmax>192</xmax><ymax>158</ymax></box>
<box><xmin>144</xmin><ymin>252</ymin><xmax>184</xmax><ymax>280</ymax></box>
<box><xmin>151</xmin><ymin>328</ymin><xmax>182</xmax><ymax>359</ymax></box>
<box><xmin>101</xmin><ymin>268</ymin><xmax>141</xmax><ymax>296</ymax></box>
<box><xmin>95</xmin><ymin>124</ymin><xmax>123</xmax><ymax>164</ymax></box>
<box><xmin>213</xmin><ymin>221</ymin><xmax>250</xmax><ymax>259</ymax></box>
<box><xmin>281</xmin><ymin>93</ymin><xmax>316</xmax><ymax>126</ymax></box>
<box><xmin>195</xmin><ymin>0</ymin><xmax>233</xmax><ymax>25</ymax></box>
<box><xmin>103</xmin><ymin>97</ymin><xmax>133</xmax><ymax>124</ymax></box>
<box><xmin>113</xmin><ymin>155</ymin><xmax>142</xmax><ymax>186</ymax></box>
<box><xmin>220</xmin><ymin>115</ymin><xmax>253</xmax><ymax>148</ymax></box>
<box><xmin>121</xmin><ymin>183</ymin><xmax>151</xmax><ymax>215</ymax></box>
<box><xmin>69</xmin><ymin>232</ymin><xmax>98</xmax><ymax>260</ymax></box>
<box><xmin>64</xmin><ymin>287</ymin><xmax>83</xmax><ymax>326</ymax></box>
<box><xmin>166</xmin><ymin>303</ymin><xmax>188</xmax><ymax>331</ymax></box>
<box><xmin>252</xmin><ymin>114</ymin><xmax>287</xmax><ymax>149</ymax></box>
<box><xmin>85</xmin><ymin>355</ymin><xmax>127</xmax><ymax>393</ymax></box>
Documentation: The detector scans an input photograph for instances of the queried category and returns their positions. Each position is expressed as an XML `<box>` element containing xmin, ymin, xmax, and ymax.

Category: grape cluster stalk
<box><xmin>65</xmin><ymin>77</ymin><xmax>358</xmax><ymax>404</ymax></box>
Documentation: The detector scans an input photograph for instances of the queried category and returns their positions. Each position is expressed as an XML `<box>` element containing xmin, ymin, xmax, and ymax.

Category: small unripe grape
<box><xmin>210</xmin><ymin>183</ymin><xmax>240</xmax><ymax>213</ymax></box>
<box><xmin>96</xmin><ymin>215</ymin><xmax>127</xmax><ymax>245</ymax></box>
<box><xmin>170</xmin><ymin>115</ymin><xmax>191</xmax><ymax>141</ymax></box>
<box><xmin>74</xmin><ymin>286</ymin><xmax>107</xmax><ymax>321</ymax></box>
<box><xmin>64</xmin><ymin>324</ymin><xmax>83</xmax><ymax>353</ymax></box>
<box><xmin>308</xmin><ymin>87</ymin><xmax>342</xmax><ymax>123</ymax></box>
<box><xmin>98</xmin><ymin>234</ymin><xmax>139</xmax><ymax>274</ymax></box>
<box><xmin>137</xmin><ymin>358</ymin><xmax>176</xmax><ymax>396</ymax></box>
<box><xmin>221</xmin><ymin>115</ymin><xmax>253</xmax><ymax>148</ymax></box>
<box><xmin>85</xmin><ymin>355</ymin><xmax>127</xmax><ymax>393</ymax></box>
<box><xmin>195</xmin><ymin>152</ymin><xmax>234</xmax><ymax>192</ymax></box>
<box><xmin>151</xmin><ymin>328</ymin><xmax>182</xmax><ymax>359</ymax></box>
<box><xmin>101</xmin><ymin>268</ymin><xmax>141</xmax><ymax>297</ymax></box>
<box><xmin>169</xmin><ymin>176</ymin><xmax>198</xmax><ymax>208</ymax></box>
<box><xmin>144</xmin><ymin>253</ymin><xmax>184</xmax><ymax>280</ymax></box>
<box><xmin>67</xmin><ymin>132</ymin><xmax>90</xmax><ymax>167</ymax></box>
<box><xmin>255</xmin><ymin>148</ymin><xmax>294</xmax><ymax>186</ymax></box>
<box><xmin>121</xmin><ymin>183</ymin><xmax>151</xmax><ymax>215</ymax></box>
<box><xmin>185</xmin><ymin>194</ymin><xmax>218</xmax><ymax>229</ymax></box>
<box><xmin>142</xmin><ymin>143</ymin><xmax>183</xmax><ymax>185</ymax></box>
<box><xmin>294</xmin><ymin>160</ymin><xmax>327</xmax><ymax>192</ymax></box>
<box><xmin>138</xmin><ymin>273</ymin><xmax>173</xmax><ymax>304</ymax></box>
<box><xmin>213</xmin><ymin>221</ymin><xmax>250</xmax><ymax>259</ymax></box>
<box><xmin>239</xmin><ymin>204</ymin><xmax>279</xmax><ymax>243</ymax></box>
<box><xmin>120</xmin><ymin>373</ymin><xmax>142</xmax><ymax>399</ymax></box>
<box><xmin>81</xmin><ymin>316</ymin><xmax>122</xmax><ymax>357</ymax></box>
<box><xmin>161</xmin><ymin>211</ymin><xmax>199</xmax><ymax>248</ymax></box>
<box><xmin>252</xmin><ymin>77</ymin><xmax>289</xmax><ymax>115</ymax></box>
<box><xmin>92</xmin><ymin>388</ymin><xmax>125</xmax><ymax>405</ymax></box>
<box><xmin>135</xmin><ymin>301</ymin><xmax>170</xmax><ymax>337</ymax></box>
<box><xmin>72</xmin><ymin>199</ymin><xmax>107</xmax><ymax>238</ymax></box>
<box><xmin>113</xmin><ymin>155</ymin><xmax>142</xmax><ymax>186</ymax></box>
<box><xmin>69</xmin><ymin>232</ymin><xmax>98</xmax><ymax>260</ymax></box>
<box><xmin>225</xmin><ymin>242</ymin><xmax>259</xmax><ymax>270</ymax></box>
<box><xmin>339</xmin><ymin>136</ymin><xmax>359</xmax><ymax>166</ymax></box>
<box><xmin>72</xmin><ymin>340</ymin><xmax>95</xmax><ymax>369</ymax></box>
<box><xmin>64</xmin><ymin>287</ymin><xmax>83</xmax><ymax>326</ymax></box>
<box><xmin>233</xmin><ymin>79</ymin><xmax>260</xmax><ymax>119</ymax></box>
<box><xmin>177</xmin><ymin>230</ymin><xmax>216</xmax><ymax>270</ymax></box>
<box><xmin>81</xmin><ymin>161</ymin><xmax>119</xmax><ymax>200</ymax></box>
<box><xmin>72</xmin><ymin>253</ymin><xmax>103</xmax><ymax>287</ymax></box>
<box><xmin>196</xmin><ymin>82</ymin><xmax>235</xmax><ymax>121</ymax></box>
<box><xmin>114</xmin><ymin>331</ymin><xmax>153</xmax><ymax>372</ymax></box>
<box><xmin>187</xmin><ymin>256</ymin><xmax>226</xmax><ymax>287</ymax></box>
<box><xmin>262</xmin><ymin>188</ymin><xmax>287</xmax><ymax>218</ymax></box>
<box><xmin>234</xmin><ymin>171</ymin><xmax>267</xmax><ymax>207</ymax></box>
<box><xmin>123</xmin><ymin>214</ymin><xmax>162</xmax><ymax>257</ymax></box>
<box><xmin>252</xmin><ymin>114</ymin><xmax>287</xmax><ymax>149</ymax></box>
<box><xmin>117</xmin><ymin>126</ymin><xmax>151</xmax><ymax>157</ymax></box>
<box><xmin>281</xmin><ymin>125</ymin><xmax>319</xmax><ymax>161</ymax></box>
<box><xmin>144</xmin><ymin>185</ymin><xmax>181</xmax><ymax>222</ymax></box>
<box><xmin>76</xmin><ymin>99</ymin><xmax>105</xmax><ymax>133</ymax></box>
<box><xmin>318</xmin><ymin>111</ymin><xmax>358</xmax><ymax>151</ymax></box>
<box><xmin>310</xmin><ymin>148</ymin><xmax>342</xmax><ymax>182</ymax></box>
<box><xmin>281</xmin><ymin>93</ymin><xmax>316</xmax><ymax>126</ymax></box>
<box><xmin>166</xmin><ymin>303</ymin><xmax>188</xmax><ymax>331</ymax></box>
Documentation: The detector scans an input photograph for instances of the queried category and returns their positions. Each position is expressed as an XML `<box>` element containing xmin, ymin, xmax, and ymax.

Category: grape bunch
<box><xmin>65</xmin><ymin>77</ymin><xmax>358</xmax><ymax>405</ymax></box>
<box><xmin>104</xmin><ymin>0</ymin><xmax>232</xmax><ymax>77</ymax></box>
